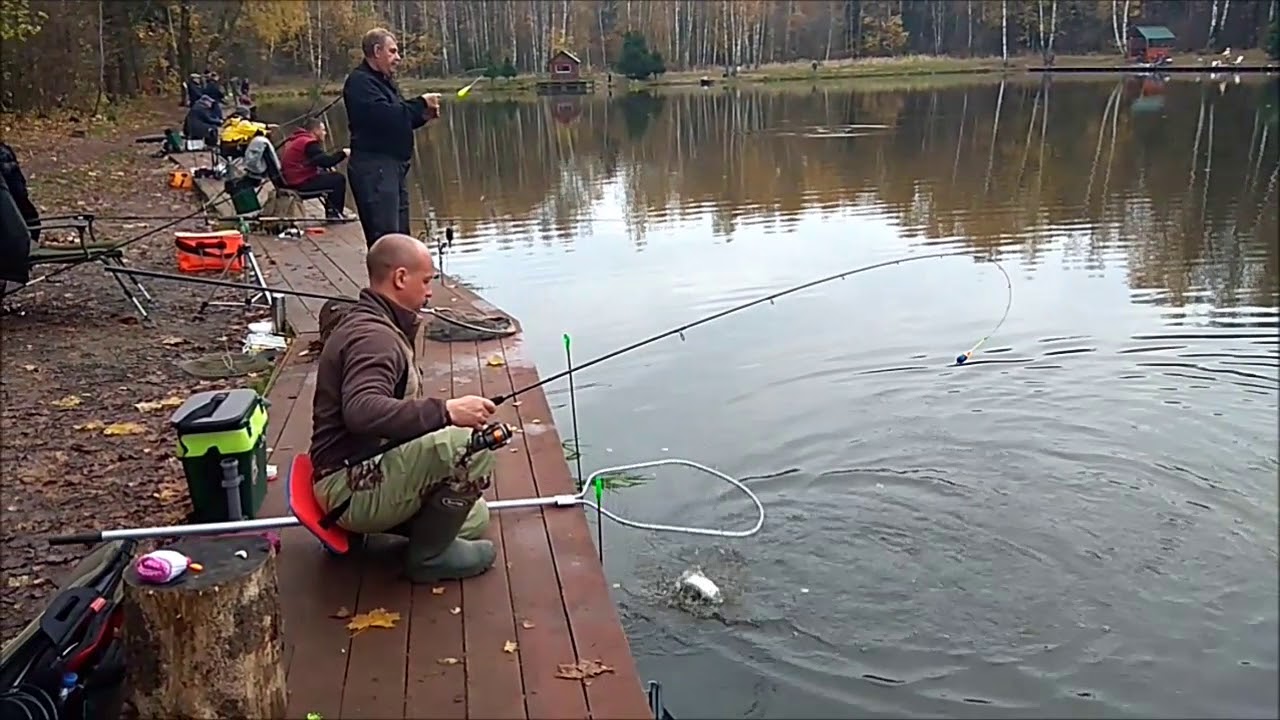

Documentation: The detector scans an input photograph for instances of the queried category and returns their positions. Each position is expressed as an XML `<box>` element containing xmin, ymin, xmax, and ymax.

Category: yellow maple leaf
<box><xmin>486</xmin><ymin>354</ymin><xmax>506</xmax><ymax>367</ymax></box>
<box><xmin>51</xmin><ymin>395</ymin><xmax>82</xmax><ymax>409</ymax></box>
<box><xmin>103</xmin><ymin>422</ymin><xmax>146</xmax><ymax>436</ymax></box>
<box><xmin>502</xmin><ymin>640</ymin><xmax>518</xmax><ymax>653</ymax></box>
<box><xmin>346</xmin><ymin>608</ymin><xmax>401</xmax><ymax>635</ymax></box>
<box><xmin>135</xmin><ymin>396</ymin><xmax>184</xmax><ymax>413</ymax></box>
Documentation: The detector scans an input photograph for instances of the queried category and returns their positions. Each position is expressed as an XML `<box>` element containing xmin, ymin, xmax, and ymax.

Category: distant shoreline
<box><xmin>251</xmin><ymin>51</ymin><xmax>1279</xmax><ymax>102</ymax></box>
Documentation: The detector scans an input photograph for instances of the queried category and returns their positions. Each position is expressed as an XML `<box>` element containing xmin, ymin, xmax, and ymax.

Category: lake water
<box><xmin>262</xmin><ymin>75</ymin><xmax>1279</xmax><ymax>719</ymax></box>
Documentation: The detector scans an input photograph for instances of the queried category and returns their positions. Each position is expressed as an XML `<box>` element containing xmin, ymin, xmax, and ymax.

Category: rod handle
<box><xmin>47</xmin><ymin>532</ymin><xmax>103</xmax><ymax>546</ymax></box>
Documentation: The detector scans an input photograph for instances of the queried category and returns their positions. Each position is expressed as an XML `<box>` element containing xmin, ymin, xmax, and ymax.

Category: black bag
<box><xmin>0</xmin><ymin>540</ymin><xmax>135</xmax><ymax>720</ymax></box>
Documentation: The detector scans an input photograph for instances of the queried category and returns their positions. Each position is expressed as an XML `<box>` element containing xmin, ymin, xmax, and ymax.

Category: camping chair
<box><xmin>14</xmin><ymin>213</ymin><xmax>154</xmax><ymax>318</ymax></box>
<box><xmin>227</xmin><ymin>136</ymin><xmax>328</xmax><ymax>224</ymax></box>
<box><xmin>0</xmin><ymin>539</ymin><xmax>134</xmax><ymax>720</ymax></box>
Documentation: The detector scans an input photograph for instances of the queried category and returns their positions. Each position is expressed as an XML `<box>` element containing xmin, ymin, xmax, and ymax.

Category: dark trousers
<box><xmin>295</xmin><ymin>173</ymin><xmax>347</xmax><ymax>217</ymax></box>
<box><xmin>347</xmin><ymin>151</ymin><xmax>410</xmax><ymax>248</ymax></box>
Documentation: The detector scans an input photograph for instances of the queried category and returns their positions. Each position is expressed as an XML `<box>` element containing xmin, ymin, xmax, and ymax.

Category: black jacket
<box><xmin>342</xmin><ymin>61</ymin><xmax>437</xmax><ymax>162</ymax></box>
<box><xmin>1</xmin><ymin>172</ymin><xmax>32</xmax><ymax>285</ymax></box>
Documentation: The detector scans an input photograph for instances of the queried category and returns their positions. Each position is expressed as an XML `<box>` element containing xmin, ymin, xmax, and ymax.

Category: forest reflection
<box><xmin>290</xmin><ymin>76</ymin><xmax>1279</xmax><ymax>311</ymax></box>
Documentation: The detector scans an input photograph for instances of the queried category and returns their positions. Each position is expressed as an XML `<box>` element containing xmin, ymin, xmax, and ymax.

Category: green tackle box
<box><xmin>170</xmin><ymin>388</ymin><xmax>270</xmax><ymax>523</ymax></box>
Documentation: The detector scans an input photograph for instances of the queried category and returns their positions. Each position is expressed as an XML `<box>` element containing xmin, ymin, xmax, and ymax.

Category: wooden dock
<box><xmin>535</xmin><ymin>79</ymin><xmax>595</xmax><ymax>95</ymax></box>
<box><xmin>252</xmin><ymin>221</ymin><xmax>650</xmax><ymax>719</ymax></box>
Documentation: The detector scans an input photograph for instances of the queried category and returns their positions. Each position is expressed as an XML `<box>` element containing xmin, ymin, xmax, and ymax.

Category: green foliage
<box><xmin>0</xmin><ymin>0</ymin><xmax>46</xmax><ymax>42</ymax></box>
<box><xmin>482</xmin><ymin>56</ymin><xmax>518</xmax><ymax>80</ymax></box>
<box><xmin>614</xmin><ymin>31</ymin><xmax>665</xmax><ymax>80</ymax></box>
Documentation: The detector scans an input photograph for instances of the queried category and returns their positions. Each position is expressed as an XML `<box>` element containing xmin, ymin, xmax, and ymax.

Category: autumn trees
<box><xmin>1</xmin><ymin>0</ymin><xmax>1275</xmax><ymax>113</ymax></box>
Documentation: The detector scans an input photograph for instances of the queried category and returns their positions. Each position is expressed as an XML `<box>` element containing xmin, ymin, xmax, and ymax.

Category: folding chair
<box><xmin>12</xmin><ymin>213</ymin><xmax>153</xmax><ymax>318</ymax></box>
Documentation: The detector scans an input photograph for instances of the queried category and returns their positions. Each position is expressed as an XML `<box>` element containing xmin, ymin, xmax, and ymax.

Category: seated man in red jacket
<box><xmin>278</xmin><ymin>115</ymin><xmax>351</xmax><ymax>219</ymax></box>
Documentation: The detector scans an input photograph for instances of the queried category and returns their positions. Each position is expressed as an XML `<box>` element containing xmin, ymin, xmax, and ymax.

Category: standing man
<box><xmin>343</xmin><ymin>28</ymin><xmax>441</xmax><ymax>248</ymax></box>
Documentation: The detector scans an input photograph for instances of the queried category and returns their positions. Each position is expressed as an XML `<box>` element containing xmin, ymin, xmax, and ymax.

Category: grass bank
<box><xmin>249</xmin><ymin>53</ymin><xmax>1122</xmax><ymax>101</ymax></box>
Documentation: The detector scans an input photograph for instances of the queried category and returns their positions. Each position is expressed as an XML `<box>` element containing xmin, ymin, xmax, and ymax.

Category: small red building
<box><xmin>1128</xmin><ymin>25</ymin><xmax>1176</xmax><ymax>64</ymax></box>
<box><xmin>546</xmin><ymin>50</ymin><xmax>582</xmax><ymax>79</ymax></box>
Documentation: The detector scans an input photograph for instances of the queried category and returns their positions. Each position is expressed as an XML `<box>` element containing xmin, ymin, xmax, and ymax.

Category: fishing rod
<box><xmin>101</xmin><ymin>265</ymin><xmax>506</xmax><ymax>335</ymax></box>
<box><xmin>330</xmin><ymin>251</ymin><xmax>1011</xmax><ymax>470</ymax></box>
<box><xmin>489</xmin><ymin>251</ymin><xmax>1013</xmax><ymax>405</ymax></box>
<box><xmin>18</xmin><ymin>199</ymin><xmax>222</xmax><ymax>291</ymax></box>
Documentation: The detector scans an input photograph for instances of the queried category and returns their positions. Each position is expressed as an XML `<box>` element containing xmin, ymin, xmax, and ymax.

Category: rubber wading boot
<box><xmin>403</xmin><ymin>484</ymin><xmax>497</xmax><ymax>583</ymax></box>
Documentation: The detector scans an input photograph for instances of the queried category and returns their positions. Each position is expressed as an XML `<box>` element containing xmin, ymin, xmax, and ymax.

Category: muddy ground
<box><xmin>0</xmin><ymin>99</ymin><xmax>281</xmax><ymax>641</ymax></box>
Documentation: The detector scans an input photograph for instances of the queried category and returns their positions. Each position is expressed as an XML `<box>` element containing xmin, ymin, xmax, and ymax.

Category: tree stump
<box><xmin>121</xmin><ymin>535</ymin><xmax>286</xmax><ymax>719</ymax></box>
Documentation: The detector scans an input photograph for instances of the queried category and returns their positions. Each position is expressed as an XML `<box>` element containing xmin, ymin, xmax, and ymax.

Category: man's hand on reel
<box><xmin>446</xmin><ymin>395</ymin><xmax>495</xmax><ymax>428</ymax></box>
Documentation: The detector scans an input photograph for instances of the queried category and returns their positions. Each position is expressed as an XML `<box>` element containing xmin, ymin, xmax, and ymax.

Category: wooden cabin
<box><xmin>546</xmin><ymin>50</ymin><xmax>582</xmax><ymax>79</ymax></box>
<box><xmin>1129</xmin><ymin>25</ymin><xmax>1176</xmax><ymax>64</ymax></box>
<box><xmin>537</xmin><ymin>50</ymin><xmax>593</xmax><ymax>95</ymax></box>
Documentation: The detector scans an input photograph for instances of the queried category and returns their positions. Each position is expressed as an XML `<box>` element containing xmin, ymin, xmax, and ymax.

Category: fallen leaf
<box><xmin>521</xmin><ymin>620</ymin><xmax>536</xmax><ymax>629</ymax></box>
<box><xmin>555</xmin><ymin>659</ymin><xmax>615</xmax><ymax>680</ymax></box>
<box><xmin>160</xmin><ymin>335</ymin><xmax>186</xmax><ymax>345</ymax></box>
<box><xmin>51</xmin><ymin>395</ymin><xmax>82</xmax><ymax>409</ymax></box>
<box><xmin>103</xmin><ymin>422</ymin><xmax>146</xmax><ymax>436</ymax></box>
<box><xmin>135</xmin><ymin>396</ymin><xmax>184</xmax><ymax>413</ymax></box>
<box><xmin>74</xmin><ymin>420</ymin><xmax>105</xmax><ymax>431</ymax></box>
<box><xmin>531</xmin><ymin>419</ymin><xmax>541</xmax><ymax>424</ymax></box>
<box><xmin>331</xmin><ymin>606</ymin><xmax>352</xmax><ymax>619</ymax></box>
<box><xmin>437</xmin><ymin>657</ymin><xmax>460</xmax><ymax>665</ymax></box>
<box><xmin>22</xmin><ymin>364</ymin><xmax>37</xmax><ymax>372</ymax></box>
<box><xmin>431</xmin><ymin>586</ymin><xmax>446</xmax><ymax>595</ymax></box>
<box><xmin>486</xmin><ymin>355</ymin><xmax>506</xmax><ymax>367</ymax></box>
<box><xmin>346</xmin><ymin>608</ymin><xmax>401</xmax><ymax>635</ymax></box>
<box><xmin>449</xmin><ymin>606</ymin><xmax>461</xmax><ymax>615</ymax></box>
<box><xmin>503</xmin><ymin>640</ymin><xmax>518</xmax><ymax>653</ymax></box>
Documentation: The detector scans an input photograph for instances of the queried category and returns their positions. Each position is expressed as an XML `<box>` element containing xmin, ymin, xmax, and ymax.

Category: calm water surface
<box><xmin>266</xmin><ymin>76</ymin><xmax>1279</xmax><ymax>719</ymax></box>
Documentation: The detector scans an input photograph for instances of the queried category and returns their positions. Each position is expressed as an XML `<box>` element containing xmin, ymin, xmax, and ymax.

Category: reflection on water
<box><xmin>263</xmin><ymin>77</ymin><xmax>1279</xmax><ymax>719</ymax></box>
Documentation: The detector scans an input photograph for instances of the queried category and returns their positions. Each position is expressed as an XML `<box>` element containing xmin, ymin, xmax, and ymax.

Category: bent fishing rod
<box><xmin>330</xmin><ymin>251</ymin><xmax>1013</xmax><ymax>469</ymax></box>
<box><xmin>491</xmin><ymin>251</ymin><xmax>1013</xmax><ymax>404</ymax></box>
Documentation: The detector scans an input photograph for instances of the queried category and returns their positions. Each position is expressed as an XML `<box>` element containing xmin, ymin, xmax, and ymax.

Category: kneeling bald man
<box><xmin>308</xmin><ymin>233</ymin><xmax>498</xmax><ymax>582</ymax></box>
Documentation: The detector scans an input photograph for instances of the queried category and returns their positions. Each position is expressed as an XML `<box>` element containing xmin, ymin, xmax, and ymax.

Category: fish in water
<box><xmin>677</xmin><ymin>568</ymin><xmax>722</xmax><ymax>604</ymax></box>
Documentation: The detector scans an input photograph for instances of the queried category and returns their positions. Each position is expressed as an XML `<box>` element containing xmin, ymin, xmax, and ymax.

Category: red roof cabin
<box><xmin>546</xmin><ymin>50</ymin><xmax>582</xmax><ymax>80</ymax></box>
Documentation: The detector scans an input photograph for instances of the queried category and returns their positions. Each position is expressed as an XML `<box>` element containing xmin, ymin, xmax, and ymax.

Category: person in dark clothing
<box><xmin>184</xmin><ymin>73</ymin><xmax>203</xmax><ymax>107</ymax></box>
<box><xmin>1</xmin><ymin>169</ymin><xmax>33</xmax><ymax>289</ymax></box>
<box><xmin>0</xmin><ymin>142</ymin><xmax>40</xmax><ymax>244</ymax></box>
<box><xmin>182</xmin><ymin>95</ymin><xmax>223</xmax><ymax>145</ymax></box>
<box><xmin>201</xmin><ymin>70</ymin><xmax>225</xmax><ymax>107</ymax></box>
<box><xmin>342</xmin><ymin>27</ymin><xmax>441</xmax><ymax>248</ymax></box>
<box><xmin>279</xmin><ymin>116</ymin><xmax>351</xmax><ymax>219</ymax></box>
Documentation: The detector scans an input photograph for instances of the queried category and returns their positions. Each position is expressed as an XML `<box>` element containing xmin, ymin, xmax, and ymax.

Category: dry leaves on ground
<box><xmin>486</xmin><ymin>355</ymin><xmax>506</xmax><ymax>367</ymax></box>
<box><xmin>521</xmin><ymin>620</ymin><xmax>535</xmax><ymax>629</ymax></box>
<box><xmin>50</xmin><ymin>395</ymin><xmax>82</xmax><ymax>409</ymax></box>
<box><xmin>555</xmin><ymin>659</ymin><xmax>615</xmax><ymax>680</ymax></box>
<box><xmin>347</xmin><ymin>608</ymin><xmax>400</xmax><ymax>635</ymax></box>
<box><xmin>102</xmin><ymin>422</ymin><xmax>147</xmax><ymax>436</ymax></box>
<box><xmin>431</xmin><ymin>586</ymin><xmax>446</xmax><ymax>595</ymax></box>
<box><xmin>135</xmin><ymin>396</ymin><xmax>184</xmax><ymax>412</ymax></box>
<box><xmin>331</xmin><ymin>606</ymin><xmax>352</xmax><ymax>619</ymax></box>
<box><xmin>437</xmin><ymin>657</ymin><xmax>461</xmax><ymax>665</ymax></box>
<box><xmin>502</xmin><ymin>640</ymin><xmax>518</xmax><ymax>653</ymax></box>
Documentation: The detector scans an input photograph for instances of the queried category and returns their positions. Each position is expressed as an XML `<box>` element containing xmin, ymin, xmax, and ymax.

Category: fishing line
<box><xmin>98</xmin><ymin>266</ymin><xmax>505</xmax><ymax>335</ymax></box>
<box><xmin>491</xmin><ymin>251</ymin><xmax>1014</xmax><ymax>405</ymax></box>
<box><xmin>17</xmin><ymin>199</ymin><xmax>222</xmax><ymax>291</ymax></box>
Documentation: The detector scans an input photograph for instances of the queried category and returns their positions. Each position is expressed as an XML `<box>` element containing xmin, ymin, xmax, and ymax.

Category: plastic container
<box><xmin>174</xmin><ymin>230</ymin><xmax>244</xmax><ymax>274</ymax></box>
<box><xmin>170</xmin><ymin>389</ymin><xmax>270</xmax><ymax>522</ymax></box>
